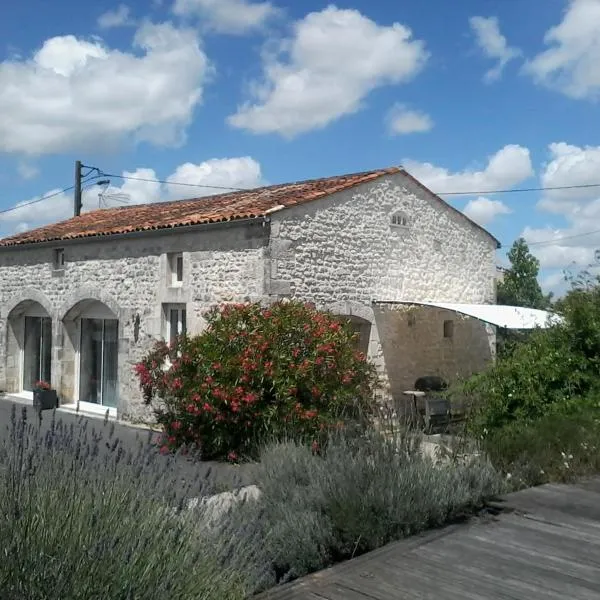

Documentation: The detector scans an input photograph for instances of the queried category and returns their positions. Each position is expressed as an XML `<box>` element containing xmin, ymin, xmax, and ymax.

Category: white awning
<box><xmin>373</xmin><ymin>300</ymin><xmax>563</xmax><ymax>330</ymax></box>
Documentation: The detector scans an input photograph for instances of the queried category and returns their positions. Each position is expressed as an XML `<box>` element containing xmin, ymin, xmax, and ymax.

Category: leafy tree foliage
<box><xmin>497</xmin><ymin>238</ymin><xmax>552</xmax><ymax>309</ymax></box>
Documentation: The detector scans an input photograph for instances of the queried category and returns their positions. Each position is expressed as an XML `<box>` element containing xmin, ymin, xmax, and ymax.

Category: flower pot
<box><xmin>33</xmin><ymin>389</ymin><xmax>58</xmax><ymax>411</ymax></box>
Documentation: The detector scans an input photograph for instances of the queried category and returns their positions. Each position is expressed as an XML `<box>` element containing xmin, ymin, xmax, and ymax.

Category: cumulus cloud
<box><xmin>523</xmin><ymin>142</ymin><xmax>600</xmax><ymax>273</ymax></box>
<box><xmin>524</xmin><ymin>0</ymin><xmax>600</xmax><ymax>100</ymax></box>
<box><xmin>469</xmin><ymin>15</ymin><xmax>521</xmax><ymax>82</ymax></box>
<box><xmin>172</xmin><ymin>0</ymin><xmax>279</xmax><ymax>34</ymax></box>
<box><xmin>0</xmin><ymin>22</ymin><xmax>209</xmax><ymax>155</ymax></box>
<box><xmin>97</xmin><ymin>5</ymin><xmax>133</xmax><ymax>29</ymax></box>
<box><xmin>228</xmin><ymin>5</ymin><xmax>428</xmax><ymax>136</ymax></box>
<box><xmin>403</xmin><ymin>144</ymin><xmax>534</xmax><ymax>195</ymax></box>
<box><xmin>386</xmin><ymin>104</ymin><xmax>433</xmax><ymax>135</ymax></box>
<box><xmin>462</xmin><ymin>196</ymin><xmax>512</xmax><ymax>226</ymax></box>
<box><xmin>0</xmin><ymin>157</ymin><xmax>263</xmax><ymax>238</ymax></box>
<box><xmin>17</xmin><ymin>162</ymin><xmax>39</xmax><ymax>180</ymax></box>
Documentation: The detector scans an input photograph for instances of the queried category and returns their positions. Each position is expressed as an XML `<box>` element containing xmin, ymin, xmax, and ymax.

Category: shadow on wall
<box><xmin>373</xmin><ymin>304</ymin><xmax>494</xmax><ymax>413</ymax></box>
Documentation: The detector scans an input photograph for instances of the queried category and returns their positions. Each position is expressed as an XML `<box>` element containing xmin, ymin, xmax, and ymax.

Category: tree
<box><xmin>497</xmin><ymin>238</ymin><xmax>552</xmax><ymax>310</ymax></box>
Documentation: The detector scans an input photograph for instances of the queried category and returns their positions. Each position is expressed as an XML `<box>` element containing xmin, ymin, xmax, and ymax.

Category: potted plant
<box><xmin>33</xmin><ymin>380</ymin><xmax>58</xmax><ymax>412</ymax></box>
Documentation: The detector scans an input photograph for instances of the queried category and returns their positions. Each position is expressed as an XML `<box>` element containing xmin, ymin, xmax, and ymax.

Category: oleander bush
<box><xmin>136</xmin><ymin>300</ymin><xmax>377</xmax><ymax>460</ymax></box>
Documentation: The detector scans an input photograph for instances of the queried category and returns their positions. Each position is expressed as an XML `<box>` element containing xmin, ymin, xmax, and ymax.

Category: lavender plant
<box><xmin>0</xmin><ymin>405</ymin><xmax>244</xmax><ymax>600</ymax></box>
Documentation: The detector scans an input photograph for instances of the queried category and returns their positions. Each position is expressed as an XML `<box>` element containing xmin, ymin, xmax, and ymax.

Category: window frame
<box><xmin>53</xmin><ymin>248</ymin><xmax>65</xmax><ymax>271</ymax></box>
<box><xmin>165</xmin><ymin>304</ymin><xmax>187</xmax><ymax>344</ymax></box>
<box><xmin>168</xmin><ymin>252</ymin><xmax>184</xmax><ymax>287</ymax></box>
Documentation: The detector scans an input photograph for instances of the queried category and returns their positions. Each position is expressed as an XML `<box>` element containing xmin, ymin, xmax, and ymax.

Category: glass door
<box><xmin>22</xmin><ymin>316</ymin><xmax>52</xmax><ymax>392</ymax></box>
<box><xmin>79</xmin><ymin>318</ymin><xmax>118</xmax><ymax>408</ymax></box>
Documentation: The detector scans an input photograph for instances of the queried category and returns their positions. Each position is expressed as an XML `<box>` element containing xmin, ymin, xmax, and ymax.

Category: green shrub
<box><xmin>0</xmin><ymin>406</ymin><xmax>244</xmax><ymax>600</ymax></box>
<box><xmin>481</xmin><ymin>396</ymin><xmax>600</xmax><ymax>488</ymax></box>
<box><xmin>210</xmin><ymin>431</ymin><xmax>505</xmax><ymax>594</ymax></box>
<box><xmin>136</xmin><ymin>301</ymin><xmax>377</xmax><ymax>460</ymax></box>
<box><xmin>464</xmin><ymin>274</ymin><xmax>600</xmax><ymax>434</ymax></box>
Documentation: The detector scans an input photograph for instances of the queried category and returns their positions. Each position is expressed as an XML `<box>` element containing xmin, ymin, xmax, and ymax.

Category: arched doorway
<box><xmin>346</xmin><ymin>316</ymin><xmax>372</xmax><ymax>356</ymax></box>
<box><xmin>6</xmin><ymin>300</ymin><xmax>52</xmax><ymax>396</ymax></box>
<box><xmin>63</xmin><ymin>299</ymin><xmax>119</xmax><ymax>411</ymax></box>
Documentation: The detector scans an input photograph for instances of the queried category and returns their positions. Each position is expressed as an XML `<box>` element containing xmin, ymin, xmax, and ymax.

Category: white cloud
<box><xmin>228</xmin><ymin>5</ymin><xmax>428</xmax><ymax>136</ymax></box>
<box><xmin>166</xmin><ymin>157</ymin><xmax>262</xmax><ymax>199</ymax></box>
<box><xmin>0</xmin><ymin>22</ymin><xmax>209</xmax><ymax>155</ymax></box>
<box><xmin>0</xmin><ymin>157</ymin><xmax>263</xmax><ymax>237</ymax></box>
<box><xmin>463</xmin><ymin>196</ymin><xmax>512</xmax><ymax>226</ymax></box>
<box><xmin>386</xmin><ymin>104</ymin><xmax>433</xmax><ymax>135</ymax></box>
<box><xmin>17</xmin><ymin>162</ymin><xmax>39</xmax><ymax>180</ymax></box>
<box><xmin>522</xmin><ymin>142</ymin><xmax>600</xmax><ymax>272</ymax></box>
<box><xmin>172</xmin><ymin>0</ymin><xmax>278</xmax><ymax>34</ymax></box>
<box><xmin>403</xmin><ymin>144</ymin><xmax>534</xmax><ymax>195</ymax></box>
<box><xmin>98</xmin><ymin>5</ymin><xmax>133</xmax><ymax>29</ymax></box>
<box><xmin>524</xmin><ymin>0</ymin><xmax>600</xmax><ymax>100</ymax></box>
<box><xmin>469</xmin><ymin>16</ymin><xmax>521</xmax><ymax>82</ymax></box>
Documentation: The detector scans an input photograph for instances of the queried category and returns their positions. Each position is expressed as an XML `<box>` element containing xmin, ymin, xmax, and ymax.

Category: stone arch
<box><xmin>58</xmin><ymin>289</ymin><xmax>123</xmax><ymax>411</ymax></box>
<box><xmin>59</xmin><ymin>287</ymin><xmax>122</xmax><ymax>322</ymax></box>
<box><xmin>327</xmin><ymin>300</ymin><xmax>375</xmax><ymax>324</ymax></box>
<box><xmin>4</xmin><ymin>290</ymin><xmax>54</xmax><ymax>394</ymax></box>
<box><xmin>5</xmin><ymin>288</ymin><xmax>54</xmax><ymax>320</ymax></box>
<box><xmin>327</xmin><ymin>301</ymin><xmax>375</xmax><ymax>356</ymax></box>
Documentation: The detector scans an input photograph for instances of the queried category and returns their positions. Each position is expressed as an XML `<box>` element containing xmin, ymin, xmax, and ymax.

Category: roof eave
<box><xmin>0</xmin><ymin>215</ymin><xmax>269</xmax><ymax>251</ymax></box>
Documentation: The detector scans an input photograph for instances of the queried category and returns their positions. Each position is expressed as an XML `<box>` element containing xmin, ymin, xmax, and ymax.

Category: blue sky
<box><xmin>1</xmin><ymin>0</ymin><xmax>599</xmax><ymax>292</ymax></box>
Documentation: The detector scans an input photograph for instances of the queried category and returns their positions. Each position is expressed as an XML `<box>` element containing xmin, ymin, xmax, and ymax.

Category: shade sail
<box><xmin>373</xmin><ymin>301</ymin><xmax>563</xmax><ymax>330</ymax></box>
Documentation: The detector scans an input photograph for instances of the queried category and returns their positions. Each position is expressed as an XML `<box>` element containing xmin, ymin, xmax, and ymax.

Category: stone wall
<box><xmin>373</xmin><ymin>304</ymin><xmax>495</xmax><ymax>411</ymax></box>
<box><xmin>266</xmin><ymin>172</ymin><xmax>498</xmax><ymax>402</ymax></box>
<box><xmin>0</xmin><ymin>221</ymin><xmax>268</xmax><ymax>421</ymax></box>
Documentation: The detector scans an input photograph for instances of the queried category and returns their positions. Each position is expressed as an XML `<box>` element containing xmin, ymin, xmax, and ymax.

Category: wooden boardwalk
<box><xmin>259</xmin><ymin>478</ymin><xmax>600</xmax><ymax>599</ymax></box>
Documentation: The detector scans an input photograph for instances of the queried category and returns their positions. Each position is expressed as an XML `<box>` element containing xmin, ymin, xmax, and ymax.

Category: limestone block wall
<box><xmin>0</xmin><ymin>221</ymin><xmax>268</xmax><ymax>421</ymax></box>
<box><xmin>373</xmin><ymin>304</ymin><xmax>495</xmax><ymax>411</ymax></box>
<box><xmin>266</xmin><ymin>173</ymin><xmax>498</xmax><ymax>402</ymax></box>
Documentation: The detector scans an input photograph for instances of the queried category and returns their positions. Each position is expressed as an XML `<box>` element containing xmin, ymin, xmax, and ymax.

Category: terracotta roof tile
<box><xmin>0</xmin><ymin>166</ymin><xmax>500</xmax><ymax>248</ymax></box>
<box><xmin>0</xmin><ymin>167</ymin><xmax>401</xmax><ymax>247</ymax></box>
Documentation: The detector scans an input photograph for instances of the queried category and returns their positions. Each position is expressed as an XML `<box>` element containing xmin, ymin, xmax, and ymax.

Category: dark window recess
<box><xmin>176</xmin><ymin>254</ymin><xmax>184</xmax><ymax>282</ymax></box>
<box><xmin>443</xmin><ymin>320</ymin><xmax>454</xmax><ymax>339</ymax></box>
<box><xmin>53</xmin><ymin>248</ymin><xmax>65</xmax><ymax>270</ymax></box>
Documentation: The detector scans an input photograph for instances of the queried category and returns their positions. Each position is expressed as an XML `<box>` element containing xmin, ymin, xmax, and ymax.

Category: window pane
<box><xmin>23</xmin><ymin>317</ymin><xmax>41</xmax><ymax>391</ymax></box>
<box><xmin>102</xmin><ymin>320</ymin><xmax>118</xmax><ymax>408</ymax></box>
<box><xmin>80</xmin><ymin>319</ymin><xmax>103</xmax><ymax>404</ymax></box>
<box><xmin>169</xmin><ymin>309</ymin><xmax>179</xmax><ymax>343</ymax></box>
<box><xmin>176</xmin><ymin>255</ymin><xmax>183</xmax><ymax>282</ymax></box>
<box><xmin>181</xmin><ymin>309</ymin><xmax>187</xmax><ymax>336</ymax></box>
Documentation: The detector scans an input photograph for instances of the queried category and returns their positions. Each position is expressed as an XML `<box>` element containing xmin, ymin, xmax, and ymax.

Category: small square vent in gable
<box><xmin>390</xmin><ymin>210</ymin><xmax>409</xmax><ymax>228</ymax></box>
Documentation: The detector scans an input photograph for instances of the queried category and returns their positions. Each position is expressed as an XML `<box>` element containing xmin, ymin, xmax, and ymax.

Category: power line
<box><xmin>0</xmin><ymin>185</ymin><xmax>75</xmax><ymax>215</ymax></box>
<box><xmin>100</xmin><ymin>172</ymin><xmax>247</xmax><ymax>192</ymax></box>
<box><xmin>439</xmin><ymin>182</ymin><xmax>600</xmax><ymax>196</ymax></box>
<box><xmin>106</xmin><ymin>172</ymin><xmax>600</xmax><ymax>196</ymax></box>
<box><xmin>527</xmin><ymin>228</ymin><xmax>600</xmax><ymax>247</ymax></box>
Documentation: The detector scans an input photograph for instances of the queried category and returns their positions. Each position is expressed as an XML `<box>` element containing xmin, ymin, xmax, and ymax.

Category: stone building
<box><xmin>0</xmin><ymin>166</ymin><xmax>501</xmax><ymax>421</ymax></box>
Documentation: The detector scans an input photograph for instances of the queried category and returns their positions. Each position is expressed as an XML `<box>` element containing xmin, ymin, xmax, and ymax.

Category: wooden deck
<box><xmin>258</xmin><ymin>478</ymin><xmax>600</xmax><ymax>599</ymax></box>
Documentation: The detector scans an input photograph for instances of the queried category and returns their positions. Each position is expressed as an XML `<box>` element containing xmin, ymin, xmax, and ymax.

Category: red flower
<box><xmin>159</xmin><ymin>445</ymin><xmax>170</xmax><ymax>455</ymax></box>
<box><xmin>202</xmin><ymin>403</ymin><xmax>213</xmax><ymax>412</ymax></box>
<box><xmin>227</xmin><ymin>451</ymin><xmax>238</xmax><ymax>462</ymax></box>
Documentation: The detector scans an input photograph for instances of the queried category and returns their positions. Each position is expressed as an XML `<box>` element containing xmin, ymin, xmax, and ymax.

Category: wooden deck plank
<box><xmin>256</xmin><ymin>479</ymin><xmax>600</xmax><ymax>600</ymax></box>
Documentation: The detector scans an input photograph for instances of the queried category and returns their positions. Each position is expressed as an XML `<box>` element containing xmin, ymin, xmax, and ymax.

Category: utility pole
<box><xmin>74</xmin><ymin>160</ymin><xmax>82</xmax><ymax>217</ymax></box>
